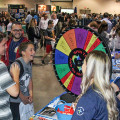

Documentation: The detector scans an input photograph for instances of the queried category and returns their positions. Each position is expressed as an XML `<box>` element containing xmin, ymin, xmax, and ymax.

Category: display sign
<box><xmin>51</xmin><ymin>6</ymin><xmax>56</xmax><ymax>11</ymax></box>
<box><xmin>8</xmin><ymin>4</ymin><xmax>25</xmax><ymax>22</ymax></box>
<box><xmin>36</xmin><ymin>4</ymin><xmax>51</xmax><ymax>14</ymax></box>
<box><xmin>61</xmin><ymin>9</ymin><xmax>74</xmax><ymax>14</ymax></box>
<box><xmin>38</xmin><ymin>5</ymin><xmax>46</xmax><ymax>12</ymax></box>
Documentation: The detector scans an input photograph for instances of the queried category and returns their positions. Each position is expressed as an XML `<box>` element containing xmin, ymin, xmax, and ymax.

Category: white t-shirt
<box><xmin>39</xmin><ymin>18</ymin><xmax>49</xmax><ymax>30</ymax></box>
<box><xmin>52</xmin><ymin>19</ymin><xmax>58</xmax><ymax>28</ymax></box>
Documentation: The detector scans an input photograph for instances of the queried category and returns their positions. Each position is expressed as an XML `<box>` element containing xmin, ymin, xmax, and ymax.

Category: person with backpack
<box><xmin>10</xmin><ymin>41</ymin><xmax>35</xmax><ymax>120</ymax></box>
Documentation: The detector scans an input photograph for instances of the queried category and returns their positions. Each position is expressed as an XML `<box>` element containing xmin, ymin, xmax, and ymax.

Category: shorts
<box><xmin>46</xmin><ymin>44</ymin><xmax>52</xmax><ymax>53</ymax></box>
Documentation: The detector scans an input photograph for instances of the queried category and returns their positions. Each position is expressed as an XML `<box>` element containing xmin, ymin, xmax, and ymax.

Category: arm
<box><xmin>25</xmin><ymin>16</ymin><xmax>29</xmax><ymax>23</ymax></box>
<box><xmin>111</xmin><ymin>82</ymin><xmax>120</xmax><ymax>92</ymax></box>
<box><xmin>19</xmin><ymin>79</ymin><xmax>33</xmax><ymax>104</ymax></box>
<box><xmin>71</xmin><ymin>99</ymin><xmax>96</xmax><ymax>120</ymax></box>
<box><xmin>7</xmin><ymin>63</ymin><xmax>20</xmax><ymax>97</ymax></box>
<box><xmin>45</xmin><ymin>36</ymin><xmax>56</xmax><ymax>42</ymax></box>
<box><xmin>111</xmin><ymin>82</ymin><xmax>120</xmax><ymax>100</ymax></box>
<box><xmin>38</xmin><ymin>21</ymin><xmax>42</xmax><ymax>30</ymax></box>
<box><xmin>19</xmin><ymin>91</ymin><xmax>29</xmax><ymax>105</ymax></box>
<box><xmin>28</xmin><ymin>79</ymin><xmax>33</xmax><ymax>103</ymax></box>
<box><xmin>34</xmin><ymin>27</ymin><xmax>41</xmax><ymax>39</ymax></box>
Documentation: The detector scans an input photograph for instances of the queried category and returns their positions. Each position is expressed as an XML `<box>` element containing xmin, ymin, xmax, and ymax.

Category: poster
<box><xmin>8</xmin><ymin>4</ymin><xmax>25</xmax><ymax>22</ymax></box>
<box><xmin>38</xmin><ymin>5</ymin><xmax>46</xmax><ymax>12</ymax></box>
<box><xmin>51</xmin><ymin>6</ymin><xmax>56</xmax><ymax>11</ymax></box>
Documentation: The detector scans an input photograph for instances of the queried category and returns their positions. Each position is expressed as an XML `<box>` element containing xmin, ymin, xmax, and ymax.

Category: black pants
<box><xmin>40</xmin><ymin>29</ymin><xmax>46</xmax><ymax>48</ymax></box>
<box><xmin>26</xmin><ymin>23</ymin><xmax>29</xmax><ymax>34</ymax></box>
<box><xmin>10</xmin><ymin>102</ymin><xmax>20</xmax><ymax>120</ymax></box>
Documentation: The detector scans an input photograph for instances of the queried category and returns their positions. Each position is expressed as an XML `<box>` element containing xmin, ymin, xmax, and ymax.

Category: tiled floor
<box><xmin>32</xmin><ymin>47</ymin><xmax>64</xmax><ymax>113</ymax></box>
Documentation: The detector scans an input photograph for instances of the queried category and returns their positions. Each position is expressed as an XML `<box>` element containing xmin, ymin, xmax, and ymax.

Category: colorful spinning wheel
<box><xmin>53</xmin><ymin>26</ymin><xmax>111</xmax><ymax>96</ymax></box>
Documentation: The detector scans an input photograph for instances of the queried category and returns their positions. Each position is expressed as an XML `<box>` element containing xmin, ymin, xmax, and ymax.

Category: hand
<box><xmin>71</xmin><ymin>103</ymin><xmax>77</xmax><ymax>111</ymax></box>
<box><xmin>112</xmin><ymin>27</ymin><xmax>116</xmax><ymax>31</ymax></box>
<box><xmin>10</xmin><ymin>63</ymin><xmax>20</xmax><ymax>82</ymax></box>
<box><xmin>21</xmin><ymin>95</ymin><xmax>30</xmax><ymax>105</ymax></box>
<box><xmin>52</xmin><ymin>38</ymin><xmax>56</xmax><ymax>42</ymax></box>
<box><xmin>28</xmin><ymin>96</ymin><xmax>33</xmax><ymax>104</ymax></box>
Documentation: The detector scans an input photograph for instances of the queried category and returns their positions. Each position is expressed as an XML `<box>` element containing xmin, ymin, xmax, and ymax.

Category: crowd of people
<box><xmin>1</xmin><ymin>10</ymin><xmax>120</xmax><ymax>119</ymax></box>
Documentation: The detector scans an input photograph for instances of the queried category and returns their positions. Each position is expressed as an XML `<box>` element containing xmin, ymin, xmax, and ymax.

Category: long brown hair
<box><xmin>28</xmin><ymin>18</ymin><xmax>36</xmax><ymax>28</ymax></box>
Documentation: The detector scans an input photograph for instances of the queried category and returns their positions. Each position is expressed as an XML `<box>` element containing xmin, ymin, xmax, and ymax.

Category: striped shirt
<box><xmin>0</xmin><ymin>61</ymin><xmax>15</xmax><ymax>120</ymax></box>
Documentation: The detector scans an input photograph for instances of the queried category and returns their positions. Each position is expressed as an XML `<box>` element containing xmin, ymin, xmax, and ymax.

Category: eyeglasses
<box><xmin>12</xmin><ymin>29</ymin><xmax>22</xmax><ymax>32</ymax></box>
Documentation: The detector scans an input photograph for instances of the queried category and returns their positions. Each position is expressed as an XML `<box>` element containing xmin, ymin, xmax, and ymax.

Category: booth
<box><xmin>36</xmin><ymin>4</ymin><xmax>60</xmax><ymax>15</ymax></box>
<box><xmin>36</xmin><ymin>4</ymin><xmax>51</xmax><ymax>15</ymax></box>
<box><xmin>29</xmin><ymin>26</ymin><xmax>111</xmax><ymax>120</ymax></box>
<box><xmin>8</xmin><ymin>4</ymin><xmax>25</xmax><ymax>22</ymax></box>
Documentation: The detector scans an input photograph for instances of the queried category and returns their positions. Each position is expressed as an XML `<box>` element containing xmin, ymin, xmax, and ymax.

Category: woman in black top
<box><xmin>28</xmin><ymin>18</ymin><xmax>41</xmax><ymax>51</ymax></box>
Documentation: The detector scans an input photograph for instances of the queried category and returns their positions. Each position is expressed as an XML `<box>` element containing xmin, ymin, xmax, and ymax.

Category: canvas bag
<box><xmin>19</xmin><ymin>102</ymin><xmax>34</xmax><ymax>120</ymax></box>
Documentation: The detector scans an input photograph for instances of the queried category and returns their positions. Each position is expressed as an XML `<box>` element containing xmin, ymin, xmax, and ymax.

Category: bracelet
<box><xmin>115</xmin><ymin>91</ymin><xmax>120</xmax><ymax>96</ymax></box>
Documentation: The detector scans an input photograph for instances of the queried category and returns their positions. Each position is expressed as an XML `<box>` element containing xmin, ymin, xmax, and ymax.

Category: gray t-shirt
<box><xmin>10</xmin><ymin>57</ymin><xmax>32</xmax><ymax>103</ymax></box>
<box><xmin>0</xmin><ymin>61</ymin><xmax>15</xmax><ymax>120</ymax></box>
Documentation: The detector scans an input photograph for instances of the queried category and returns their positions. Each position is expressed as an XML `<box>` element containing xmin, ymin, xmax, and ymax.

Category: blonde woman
<box><xmin>28</xmin><ymin>18</ymin><xmax>41</xmax><ymax>51</ymax></box>
<box><xmin>71</xmin><ymin>50</ymin><xmax>118</xmax><ymax>120</ymax></box>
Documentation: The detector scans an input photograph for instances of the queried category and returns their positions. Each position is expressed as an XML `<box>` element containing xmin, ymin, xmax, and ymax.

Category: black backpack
<box><xmin>15</xmin><ymin>59</ymin><xmax>24</xmax><ymax>79</ymax></box>
<box><xmin>8</xmin><ymin>60</ymin><xmax>24</xmax><ymax>79</ymax></box>
<box><xmin>8</xmin><ymin>59</ymin><xmax>32</xmax><ymax>78</ymax></box>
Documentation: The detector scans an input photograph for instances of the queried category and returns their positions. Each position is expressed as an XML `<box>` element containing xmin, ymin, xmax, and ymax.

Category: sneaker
<box><xmin>42</xmin><ymin>60</ymin><xmax>45</xmax><ymax>64</ymax></box>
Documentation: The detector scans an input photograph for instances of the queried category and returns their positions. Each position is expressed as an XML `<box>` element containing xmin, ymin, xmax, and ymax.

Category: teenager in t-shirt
<box><xmin>10</xmin><ymin>41</ymin><xmax>35</xmax><ymax>120</ymax></box>
<box><xmin>41</xmin><ymin>20</ymin><xmax>56</xmax><ymax>64</ymax></box>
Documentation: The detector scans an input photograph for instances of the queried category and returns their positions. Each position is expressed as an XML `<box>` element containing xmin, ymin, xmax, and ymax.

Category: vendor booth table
<box><xmin>29</xmin><ymin>26</ymin><xmax>112</xmax><ymax>120</ymax></box>
<box><xmin>29</xmin><ymin>92</ymin><xmax>67</xmax><ymax>120</ymax></box>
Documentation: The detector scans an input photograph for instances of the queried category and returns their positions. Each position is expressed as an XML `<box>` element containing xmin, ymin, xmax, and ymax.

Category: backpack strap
<box><xmin>15</xmin><ymin>59</ymin><xmax>24</xmax><ymax>79</ymax></box>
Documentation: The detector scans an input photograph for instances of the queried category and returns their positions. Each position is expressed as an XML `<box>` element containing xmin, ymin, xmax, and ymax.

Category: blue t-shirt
<box><xmin>71</xmin><ymin>86</ymin><xmax>108</xmax><ymax>120</ymax></box>
<box><xmin>9</xmin><ymin>37</ymin><xmax>24</xmax><ymax>64</ymax></box>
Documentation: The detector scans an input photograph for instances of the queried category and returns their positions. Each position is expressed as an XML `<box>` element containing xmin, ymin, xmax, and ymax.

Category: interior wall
<box><xmin>51</xmin><ymin>2</ymin><xmax>73</xmax><ymax>8</ymax></box>
<box><xmin>73</xmin><ymin>0</ymin><xmax>120</xmax><ymax>15</ymax></box>
<box><xmin>0</xmin><ymin>0</ymin><xmax>73</xmax><ymax>11</ymax></box>
<box><xmin>1</xmin><ymin>0</ymin><xmax>120</xmax><ymax>14</ymax></box>
<box><xmin>0</xmin><ymin>0</ymin><xmax>44</xmax><ymax>11</ymax></box>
